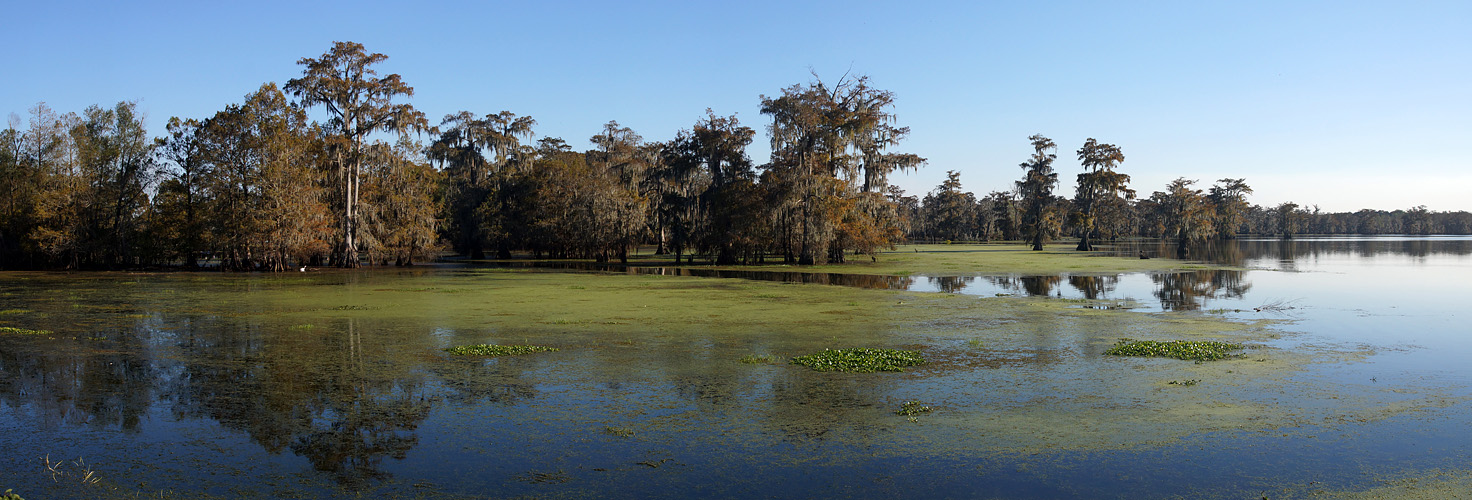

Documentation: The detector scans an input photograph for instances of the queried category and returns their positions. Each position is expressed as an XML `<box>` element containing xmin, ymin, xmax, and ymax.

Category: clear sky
<box><xmin>4</xmin><ymin>1</ymin><xmax>1468</xmax><ymax>212</ymax></box>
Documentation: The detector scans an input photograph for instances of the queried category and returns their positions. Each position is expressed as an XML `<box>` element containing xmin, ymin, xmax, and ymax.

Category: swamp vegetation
<box><xmin>1</xmin><ymin>237</ymin><xmax>1471</xmax><ymax>498</ymax></box>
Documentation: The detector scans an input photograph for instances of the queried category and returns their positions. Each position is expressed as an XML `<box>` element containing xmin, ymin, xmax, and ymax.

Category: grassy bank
<box><xmin>481</xmin><ymin>242</ymin><xmax>1225</xmax><ymax>277</ymax></box>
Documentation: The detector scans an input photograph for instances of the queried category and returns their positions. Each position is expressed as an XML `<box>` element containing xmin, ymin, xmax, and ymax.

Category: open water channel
<box><xmin>1</xmin><ymin>236</ymin><xmax>1469</xmax><ymax>498</ymax></box>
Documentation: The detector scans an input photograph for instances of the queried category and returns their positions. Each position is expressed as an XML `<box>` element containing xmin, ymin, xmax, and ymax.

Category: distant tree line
<box><xmin>905</xmin><ymin>137</ymin><xmax>1472</xmax><ymax>251</ymax></box>
<box><xmin>2</xmin><ymin>42</ymin><xmax>1466</xmax><ymax>270</ymax></box>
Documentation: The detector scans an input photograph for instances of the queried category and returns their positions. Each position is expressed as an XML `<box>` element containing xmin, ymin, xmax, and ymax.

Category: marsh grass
<box><xmin>42</xmin><ymin>455</ymin><xmax>100</xmax><ymax>486</ymax></box>
<box><xmin>790</xmin><ymin>348</ymin><xmax>925</xmax><ymax>373</ymax></box>
<box><xmin>1105</xmin><ymin>339</ymin><xmax>1243</xmax><ymax>361</ymax></box>
<box><xmin>0</xmin><ymin>327</ymin><xmax>51</xmax><ymax>335</ymax></box>
<box><xmin>444</xmin><ymin>344</ymin><xmax>559</xmax><ymax>356</ymax></box>
<box><xmin>709</xmin><ymin>243</ymin><xmax>1222</xmax><ymax>277</ymax></box>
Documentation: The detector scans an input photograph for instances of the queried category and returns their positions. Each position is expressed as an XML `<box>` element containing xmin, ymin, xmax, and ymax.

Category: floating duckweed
<box><xmin>896</xmin><ymin>401</ymin><xmax>933</xmax><ymax>416</ymax></box>
<box><xmin>739</xmin><ymin>354</ymin><xmax>778</xmax><ymax>364</ymax></box>
<box><xmin>790</xmin><ymin>348</ymin><xmax>925</xmax><ymax>373</ymax></box>
<box><xmin>0</xmin><ymin>326</ymin><xmax>51</xmax><ymax>335</ymax></box>
<box><xmin>0</xmin><ymin>309</ymin><xmax>30</xmax><ymax>316</ymax></box>
<box><xmin>444</xmin><ymin>344</ymin><xmax>559</xmax><ymax>356</ymax></box>
<box><xmin>1105</xmin><ymin>339</ymin><xmax>1243</xmax><ymax>361</ymax></box>
<box><xmin>330</xmin><ymin>305</ymin><xmax>381</xmax><ymax>311</ymax></box>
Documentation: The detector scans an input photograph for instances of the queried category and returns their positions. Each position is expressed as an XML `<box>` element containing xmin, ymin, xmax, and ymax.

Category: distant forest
<box><xmin>2</xmin><ymin>42</ymin><xmax>1467</xmax><ymax>271</ymax></box>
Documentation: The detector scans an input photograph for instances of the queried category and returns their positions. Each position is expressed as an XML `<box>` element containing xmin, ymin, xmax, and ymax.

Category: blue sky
<box><xmin>4</xmin><ymin>1</ymin><xmax>1468</xmax><ymax>212</ymax></box>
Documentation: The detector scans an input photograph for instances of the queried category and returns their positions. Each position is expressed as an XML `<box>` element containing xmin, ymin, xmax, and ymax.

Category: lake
<box><xmin>1</xmin><ymin>236</ymin><xmax>1469</xmax><ymax>498</ymax></box>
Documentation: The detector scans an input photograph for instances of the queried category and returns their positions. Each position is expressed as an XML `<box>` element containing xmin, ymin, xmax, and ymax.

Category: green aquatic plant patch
<box><xmin>895</xmin><ymin>401</ymin><xmax>933</xmax><ymax>416</ymax></box>
<box><xmin>0</xmin><ymin>326</ymin><xmax>51</xmax><ymax>335</ymax></box>
<box><xmin>444</xmin><ymin>344</ymin><xmax>560</xmax><ymax>356</ymax></box>
<box><xmin>739</xmin><ymin>354</ymin><xmax>778</xmax><ymax>364</ymax></box>
<box><xmin>1105</xmin><ymin>339</ymin><xmax>1243</xmax><ymax>361</ymax></box>
<box><xmin>790</xmin><ymin>348</ymin><xmax>925</xmax><ymax>373</ymax></box>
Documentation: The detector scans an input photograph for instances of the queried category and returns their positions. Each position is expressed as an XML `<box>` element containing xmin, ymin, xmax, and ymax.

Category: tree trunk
<box><xmin>1076</xmin><ymin>233</ymin><xmax>1093</xmax><ymax>251</ymax></box>
<box><xmin>342</xmin><ymin>155</ymin><xmax>360</xmax><ymax>268</ymax></box>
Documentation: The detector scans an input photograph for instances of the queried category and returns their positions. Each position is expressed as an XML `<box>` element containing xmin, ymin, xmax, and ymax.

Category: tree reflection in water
<box><xmin>985</xmin><ymin>275</ymin><xmax>1063</xmax><ymax>297</ymax></box>
<box><xmin>0</xmin><ymin>324</ymin><xmax>157</xmax><ymax>431</ymax></box>
<box><xmin>1151</xmin><ymin>270</ymin><xmax>1250</xmax><ymax>311</ymax></box>
<box><xmin>928</xmin><ymin>276</ymin><xmax>975</xmax><ymax>293</ymax></box>
<box><xmin>1067</xmin><ymin>275</ymin><xmax>1118</xmax><ymax>300</ymax></box>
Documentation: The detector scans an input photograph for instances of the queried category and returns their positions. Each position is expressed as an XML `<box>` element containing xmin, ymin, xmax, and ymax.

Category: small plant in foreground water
<box><xmin>444</xmin><ymin>344</ymin><xmax>559</xmax><ymax>356</ymax></box>
<box><xmin>896</xmin><ymin>401</ymin><xmax>933</xmax><ymax>416</ymax></box>
<box><xmin>790</xmin><ymin>348</ymin><xmax>925</xmax><ymax>373</ymax></box>
<box><xmin>1105</xmin><ymin>339</ymin><xmax>1243</xmax><ymax>361</ymax></box>
<box><xmin>42</xmin><ymin>455</ymin><xmax>100</xmax><ymax>486</ymax></box>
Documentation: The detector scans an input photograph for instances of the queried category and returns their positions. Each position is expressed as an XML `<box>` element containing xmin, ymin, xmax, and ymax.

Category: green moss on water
<box><xmin>739</xmin><ymin>354</ymin><xmax>778</xmax><ymax>364</ymax></box>
<box><xmin>0</xmin><ymin>266</ymin><xmax>1443</xmax><ymax>479</ymax></box>
<box><xmin>0</xmin><ymin>326</ymin><xmax>51</xmax><ymax>335</ymax></box>
<box><xmin>790</xmin><ymin>348</ymin><xmax>925</xmax><ymax>372</ymax></box>
<box><xmin>602</xmin><ymin>426</ymin><xmax>635</xmax><ymax>437</ymax></box>
<box><xmin>444</xmin><ymin>344</ymin><xmax>559</xmax><ymax>356</ymax></box>
<box><xmin>1105</xmin><ymin>338</ymin><xmax>1243</xmax><ymax>361</ymax></box>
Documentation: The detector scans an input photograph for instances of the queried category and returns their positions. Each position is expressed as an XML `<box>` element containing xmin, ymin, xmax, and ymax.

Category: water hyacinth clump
<box><xmin>1105</xmin><ymin>339</ymin><xmax>1243</xmax><ymax>361</ymax></box>
<box><xmin>790</xmin><ymin>348</ymin><xmax>925</xmax><ymax>373</ymax></box>
<box><xmin>444</xmin><ymin>344</ymin><xmax>560</xmax><ymax>356</ymax></box>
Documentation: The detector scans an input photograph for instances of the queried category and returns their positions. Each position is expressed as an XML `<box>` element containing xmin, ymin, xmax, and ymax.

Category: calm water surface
<box><xmin>1</xmin><ymin>236</ymin><xmax>1469</xmax><ymax>498</ymax></box>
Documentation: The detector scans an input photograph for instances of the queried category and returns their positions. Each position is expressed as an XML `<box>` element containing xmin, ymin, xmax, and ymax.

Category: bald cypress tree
<box><xmin>1017</xmin><ymin>135</ymin><xmax>1060</xmax><ymax>251</ymax></box>
<box><xmin>285</xmin><ymin>41</ymin><xmax>426</xmax><ymax>267</ymax></box>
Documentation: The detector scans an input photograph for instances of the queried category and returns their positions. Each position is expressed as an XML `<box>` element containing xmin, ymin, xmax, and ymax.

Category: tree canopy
<box><xmin>2</xmin><ymin>42</ymin><xmax>1466</xmax><ymax>271</ymax></box>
